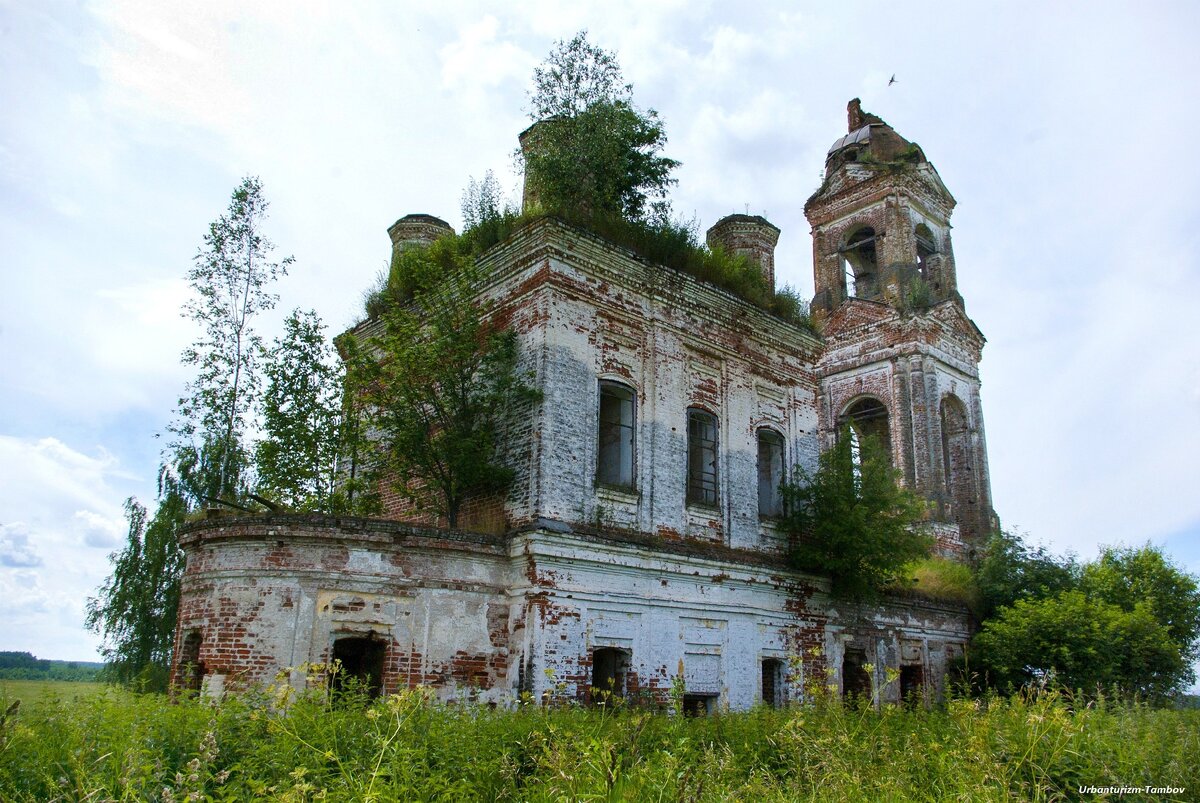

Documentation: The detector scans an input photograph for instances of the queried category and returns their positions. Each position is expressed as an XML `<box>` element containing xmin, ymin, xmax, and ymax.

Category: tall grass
<box><xmin>1</xmin><ymin>682</ymin><xmax>1194</xmax><ymax>801</ymax></box>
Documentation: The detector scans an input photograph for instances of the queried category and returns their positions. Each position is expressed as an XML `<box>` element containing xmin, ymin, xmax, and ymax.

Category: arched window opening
<box><xmin>940</xmin><ymin>395</ymin><xmax>974</xmax><ymax>523</ymax></box>
<box><xmin>761</xmin><ymin>658</ymin><xmax>785</xmax><ymax>708</ymax></box>
<box><xmin>331</xmin><ymin>635</ymin><xmax>385</xmax><ymax>700</ymax></box>
<box><xmin>915</xmin><ymin>224</ymin><xmax>937</xmax><ymax>279</ymax></box>
<box><xmin>180</xmin><ymin>630</ymin><xmax>204</xmax><ymax>692</ymax></box>
<box><xmin>597</xmin><ymin>381</ymin><xmax>636</xmax><ymax>489</ymax></box>
<box><xmin>687</xmin><ymin>408</ymin><xmax>719</xmax><ymax>507</ymax></box>
<box><xmin>841</xmin><ymin>227</ymin><xmax>877</xmax><ymax>299</ymax></box>
<box><xmin>590</xmin><ymin>647</ymin><xmax>630</xmax><ymax>705</ymax></box>
<box><xmin>841</xmin><ymin>397</ymin><xmax>891</xmax><ymax>465</ymax></box>
<box><xmin>757</xmin><ymin>428</ymin><xmax>785</xmax><ymax>518</ymax></box>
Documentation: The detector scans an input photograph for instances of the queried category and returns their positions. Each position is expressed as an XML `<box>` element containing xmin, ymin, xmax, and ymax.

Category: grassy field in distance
<box><xmin>0</xmin><ymin>679</ymin><xmax>107</xmax><ymax>703</ymax></box>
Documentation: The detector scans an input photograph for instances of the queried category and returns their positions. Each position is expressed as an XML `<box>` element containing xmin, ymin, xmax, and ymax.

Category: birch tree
<box><xmin>171</xmin><ymin>176</ymin><xmax>292</xmax><ymax>504</ymax></box>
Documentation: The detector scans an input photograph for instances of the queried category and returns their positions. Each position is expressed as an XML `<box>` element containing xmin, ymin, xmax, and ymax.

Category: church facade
<box><xmin>171</xmin><ymin>101</ymin><xmax>996</xmax><ymax>710</ymax></box>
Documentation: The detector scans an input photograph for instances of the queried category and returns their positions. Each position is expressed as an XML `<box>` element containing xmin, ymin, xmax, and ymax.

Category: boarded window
<box><xmin>761</xmin><ymin>658</ymin><xmax>785</xmax><ymax>708</ymax></box>
<box><xmin>687</xmin><ymin>409</ymin><xmax>719</xmax><ymax>507</ymax></box>
<box><xmin>597</xmin><ymin>382</ymin><xmax>636</xmax><ymax>488</ymax></box>
<box><xmin>331</xmin><ymin>636</ymin><xmax>385</xmax><ymax>700</ymax></box>
<box><xmin>757</xmin><ymin>429</ymin><xmax>785</xmax><ymax>518</ymax></box>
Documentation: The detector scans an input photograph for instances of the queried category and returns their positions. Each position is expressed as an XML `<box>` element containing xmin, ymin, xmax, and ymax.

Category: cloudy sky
<box><xmin>2</xmin><ymin>1</ymin><xmax>1198</xmax><ymax>667</ymax></box>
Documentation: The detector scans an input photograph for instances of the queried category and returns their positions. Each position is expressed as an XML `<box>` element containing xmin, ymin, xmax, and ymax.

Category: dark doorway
<box><xmin>682</xmin><ymin>693</ymin><xmax>718</xmax><ymax>717</ymax></box>
<box><xmin>180</xmin><ymin>630</ymin><xmax>204</xmax><ymax>692</ymax></box>
<box><xmin>591</xmin><ymin>647</ymin><xmax>629</xmax><ymax>705</ymax></box>
<box><xmin>900</xmin><ymin>664</ymin><xmax>925</xmax><ymax>706</ymax></box>
<box><xmin>842</xmin><ymin>649</ymin><xmax>871</xmax><ymax>700</ymax></box>
<box><xmin>331</xmin><ymin>636</ymin><xmax>385</xmax><ymax>700</ymax></box>
<box><xmin>761</xmin><ymin>658</ymin><xmax>784</xmax><ymax>708</ymax></box>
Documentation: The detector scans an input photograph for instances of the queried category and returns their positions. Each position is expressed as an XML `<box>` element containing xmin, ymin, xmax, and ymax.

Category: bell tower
<box><xmin>807</xmin><ymin>100</ymin><xmax>996</xmax><ymax>549</ymax></box>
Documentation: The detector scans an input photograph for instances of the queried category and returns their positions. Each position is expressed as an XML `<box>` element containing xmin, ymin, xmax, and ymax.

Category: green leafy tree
<box><xmin>974</xmin><ymin>529</ymin><xmax>1079</xmax><ymax>619</ymax></box>
<box><xmin>85</xmin><ymin>490</ymin><xmax>187</xmax><ymax>690</ymax></box>
<box><xmin>171</xmin><ymin>176</ymin><xmax>292</xmax><ymax>504</ymax></box>
<box><xmin>461</xmin><ymin>170</ymin><xmax>509</xmax><ymax>231</ymax></box>
<box><xmin>779</xmin><ymin>428</ymin><xmax>931</xmax><ymax>600</ymax></box>
<box><xmin>1080</xmin><ymin>544</ymin><xmax>1200</xmax><ymax>671</ymax></box>
<box><xmin>520</xmin><ymin>31</ymin><xmax>678</xmax><ymax>224</ymax></box>
<box><xmin>968</xmin><ymin>535</ymin><xmax>1199</xmax><ymax>699</ymax></box>
<box><xmin>255</xmin><ymin>309</ymin><xmax>344</xmax><ymax>511</ymax></box>
<box><xmin>459</xmin><ymin>170</ymin><xmax>523</xmax><ymax>255</ymax></box>
<box><xmin>344</xmin><ymin>237</ymin><xmax>539</xmax><ymax>528</ymax></box>
<box><xmin>971</xmin><ymin>590</ymin><xmax>1185</xmax><ymax>700</ymax></box>
<box><xmin>529</xmin><ymin>30</ymin><xmax>628</xmax><ymax>119</ymax></box>
<box><xmin>90</xmin><ymin>178</ymin><xmax>290</xmax><ymax>688</ymax></box>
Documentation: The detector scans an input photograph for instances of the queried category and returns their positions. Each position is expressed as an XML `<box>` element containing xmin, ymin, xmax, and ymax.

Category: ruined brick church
<box><xmin>172</xmin><ymin>100</ymin><xmax>996</xmax><ymax>710</ymax></box>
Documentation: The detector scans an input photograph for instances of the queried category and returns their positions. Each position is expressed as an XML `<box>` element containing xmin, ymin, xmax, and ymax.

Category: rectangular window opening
<box><xmin>590</xmin><ymin>647</ymin><xmax>630</xmax><ymax>706</ymax></box>
<box><xmin>900</xmin><ymin>664</ymin><xmax>925</xmax><ymax>707</ymax></box>
<box><xmin>842</xmin><ymin>649</ymin><xmax>870</xmax><ymax>700</ymax></box>
<box><xmin>682</xmin><ymin>693</ymin><xmax>718</xmax><ymax>717</ymax></box>
<box><xmin>331</xmin><ymin>636</ymin><xmax>386</xmax><ymax>701</ymax></box>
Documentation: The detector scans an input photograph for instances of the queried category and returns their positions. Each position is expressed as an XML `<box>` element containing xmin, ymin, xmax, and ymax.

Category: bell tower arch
<box><xmin>808</xmin><ymin>100</ymin><xmax>996</xmax><ymax>548</ymax></box>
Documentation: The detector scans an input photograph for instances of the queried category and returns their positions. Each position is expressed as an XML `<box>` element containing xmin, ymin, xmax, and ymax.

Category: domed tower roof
<box><xmin>823</xmin><ymin>98</ymin><xmax>927</xmax><ymax>173</ymax></box>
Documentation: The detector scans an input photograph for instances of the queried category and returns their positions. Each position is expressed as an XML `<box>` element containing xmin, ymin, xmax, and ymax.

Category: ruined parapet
<box><xmin>826</xmin><ymin>98</ymin><xmax>926</xmax><ymax>173</ymax></box>
<box><xmin>705</xmin><ymin>214</ymin><xmax>781</xmax><ymax>289</ymax></box>
<box><xmin>387</xmin><ymin>214</ymin><xmax>454</xmax><ymax>263</ymax></box>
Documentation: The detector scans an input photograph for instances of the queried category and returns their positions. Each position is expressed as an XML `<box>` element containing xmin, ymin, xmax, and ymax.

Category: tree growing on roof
<box><xmin>519</xmin><ymin>31</ymin><xmax>679</xmax><ymax>224</ymax></box>
<box><xmin>89</xmin><ymin>178</ymin><xmax>291</xmax><ymax>689</ymax></box>
<box><xmin>170</xmin><ymin>176</ymin><xmax>292</xmax><ymax>505</ymax></box>
<box><xmin>343</xmin><ymin>236</ymin><xmax>539</xmax><ymax>529</ymax></box>
<box><xmin>255</xmin><ymin>309</ymin><xmax>345</xmax><ymax>511</ymax></box>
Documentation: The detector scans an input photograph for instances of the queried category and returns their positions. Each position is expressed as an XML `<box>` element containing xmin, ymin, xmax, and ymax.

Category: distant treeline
<box><xmin>0</xmin><ymin>651</ymin><xmax>104</xmax><ymax>682</ymax></box>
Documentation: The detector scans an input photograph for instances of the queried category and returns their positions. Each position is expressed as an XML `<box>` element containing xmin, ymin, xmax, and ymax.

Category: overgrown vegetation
<box><xmin>775</xmin><ymin>429</ymin><xmax>1200</xmax><ymax>700</ymax></box>
<box><xmin>361</xmin><ymin>32</ymin><xmax>816</xmax><ymax>332</ymax></box>
<box><xmin>85</xmin><ymin>494</ymin><xmax>187</xmax><ymax>690</ymax></box>
<box><xmin>520</xmin><ymin>31</ymin><xmax>678</xmax><ymax>225</ymax></box>
<box><xmin>256</xmin><ymin>309</ymin><xmax>376</xmax><ymax>513</ymax></box>
<box><xmin>779</xmin><ymin>429</ymin><xmax>931</xmax><ymax>600</ymax></box>
<box><xmin>365</xmin><ymin>206</ymin><xmax>815</xmax><ymax>330</ymax></box>
<box><xmin>968</xmin><ymin>532</ymin><xmax>1200</xmax><ymax>701</ymax></box>
<box><xmin>893</xmin><ymin>556</ymin><xmax>978</xmax><ymax>607</ymax></box>
<box><xmin>89</xmin><ymin>179</ymin><xmax>375</xmax><ymax>691</ymax></box>
<box><xmin>1</xmin><ymin>683</ymin><xmax>1195</xmax><ymax>801</ymax></box>
<box><xmin>343</xmin><ymin>238</ymin><xmax>540</xmax><ymax>528</ymax></box>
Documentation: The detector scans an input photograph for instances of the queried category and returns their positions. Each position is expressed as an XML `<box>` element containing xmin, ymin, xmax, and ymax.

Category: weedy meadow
<box><xmin>0</xmin><ymin>670</ymin><xmax>1196</xmax><ymax>802</ymax></box>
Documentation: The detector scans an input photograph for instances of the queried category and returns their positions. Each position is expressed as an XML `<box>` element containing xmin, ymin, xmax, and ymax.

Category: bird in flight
<box><xmin>888</xmin><ymin>74</ymin><xmax>897</xmax><ymax>86</ymax></box>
